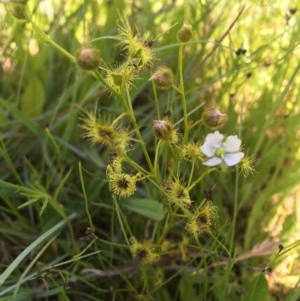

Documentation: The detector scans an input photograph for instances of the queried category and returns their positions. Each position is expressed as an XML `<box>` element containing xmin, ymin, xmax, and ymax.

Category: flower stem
<box><xmin>125</xmin><ymin>88</ymin><xmax>155</xmax><ymax>175</ymax></box>
<box><xmin>187</xmin><ymin>160</ymin><xmax>195</xmax><ymax>187</ymax></box>
<box><xmin>178</xmin><ymin>43</ymin><xmax>189</xmax><ymax>144</ymax></box>
<box><xmin>123</xmin><ymin>153</ymin><xmax>149</xmax><ymax>176</ymax></box>
<box><xmin>153</xmin><ymin>140</ymin><xmax>162</xmax><ymax>179</ymax></box>
<box><xmin>30</xmin><ymin>21</ymin><xmax>76</xmax><ymax>64</ymax></box>
<box><xmin>152</xmin><ymin>82</ymin><xmax>160</xmax><ymax>119</ymax></box>
<box><xmin>230</xmin><ymin>169</ymin><xmax>240</xmax><ymax>256</ymax></box>
<box><xmin>188</xmin><ymin>168</ymin><xmax>215</xmax><ymax>191</ymax></box>
<box><xmin>113</xmin><ymin>197</ymin><xmax>130</xmax><ymax>246</ymax></box>
<box><xmin>30</xmin><ymin>20</ymin><xmax>123</xmax><ymax>100</ymax></box>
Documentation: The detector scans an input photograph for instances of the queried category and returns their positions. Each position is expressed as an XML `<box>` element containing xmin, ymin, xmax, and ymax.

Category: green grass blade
<box><xmin>0</xmin><ymin>213</ymin><xmax>76</xmax><ymax>288</ymax></box>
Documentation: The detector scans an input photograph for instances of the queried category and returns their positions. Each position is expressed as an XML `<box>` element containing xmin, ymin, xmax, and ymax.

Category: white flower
<box><xmin>200</xmin><ymin>131</ymin><xmax>244</xmax><ymax>166</ymax></box>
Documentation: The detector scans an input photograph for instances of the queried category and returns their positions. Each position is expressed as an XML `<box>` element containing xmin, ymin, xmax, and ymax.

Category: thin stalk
<box><xmin>230</xmin><ymin>91</ymin><xmax>246</xmax><ymax>254</ymax></box>
<box><xmin>30</xmin><ymin>20</ymin><xmax>123</xmax><ymax>99</ymax></box>
<box><xmin>123</xmin><ymin>153</ymin><xmax>150</xmax><ymax>176</ymax></box>
<box><xmin>153</xmin><ymin>140</ymin><xmax>162</xmax><ymax>179</ymax></box>
<box><xmin>188</xmin><ymin>168</ymin><xmax>215</xmax><ymax>191</ymax></box>
<box><xmin>152</xmin><ymin>82</ymin><xmax>160</xmax><ymax>119</ymax></box>
<box><xmin>230</xmin><ymin>169</ymin><xmax>240</xmax><ymax>256</ymax></box>
<box><xmin>178</xmin><ymin>43</ymin><xmax>189</xmax><ymax>144</ymax></box>
<box><xmin>30</xmin><ymin>21</ymin><xmax>76</xmax><ymax>64</ymax></box>
<box><xmin>78</xmin><ymin>161</ymin><xmax>94</xmax><ymax>230</ymax></box>
<box><xmin>111</xmin><ymin>112</ymin><xmax>128</xmax><ymax>127</ymax></box>
<box><xmin>157</xmin><ymin>210</ymin><xmax>171</xmax><ymax>245</ymax></box>
<box><xmin>113</xmin><ymin>197</ymin><xmax>130</xmax><ymax>246</ymax></box>
<box><xmin>125</xmin><ymin>88</ymin><xmax>155</xmax><ymax>174</ymax></box>
<box><xmin>187</xmin><ymin>160</ymin><xmax>196</xmax><ymax>187</ymax></box>
<box><xmin>199</xmin><ymin>6</ymin><xmax>246</xmax><ymax>68</ymax></box>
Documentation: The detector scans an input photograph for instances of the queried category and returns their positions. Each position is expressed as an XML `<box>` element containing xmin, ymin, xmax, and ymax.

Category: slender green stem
<box><xmin>208</xmin><ymin>231</ymin><xmax>232</xmax><ymax>259</ymax></box>
<box><xmin>174</xmin><ymin>102</ymin><xmax>206</xmax><ymax>127</ymax></box>
<box><xmin>125</xmin><ymin>88</ymin><xmax>155</xmax><ymax>175</ymax></box>
<box><xmin>82</xmin><ymin>0</ymin><xmax>86</xmax><ymax>40</ymax></box>
<box><xmin>113</xmin><ymin>197</ymin><xmax>130</xmax><ymax>246</ymax></box>
<box><xmin>157</xmin><ymin>210</ymin><xmax>171</xmax><ymax>245</ymax></box>
<box><xmin>152</xmin><ymin>81</ymin><xmax>160</xmax><ymax>119</ymax></box>
<box><xmin>123</xmin><ymin>153</ymin><xmax>150</xmax><ymax>176</ymax></box>
<box><xmin>187</xmin><ymin>160</ymin><xmax>195</xmax><ymax>187</ymax></box>
<box><xmin>30</xmin><ymin>20</ymin><xmax>124</xmax><ymax>100</ymax></box>
<box><xmin>78</xmin><ymin>161</ymin><xmax>94</xmax><ymax>230</ymax></box>
<box><xmin>172</xmin><ymin>84</ymin><xmax>182</xmax><ymax>94</ymax></box>
<box><xmin>190</xmin><ymin>118</ymin><xmax>203</xmax><ymax>130</ymax></box>
<box><xmin>230</xmin><ymin>169</ymin><xmax>240</xmax><ymax>256</ymax></box>
<box><xmin>30</xmin><ymin>21</ymin><xmax>76</xmax><ymax>64</ymax></box>
<box><xmin>178</xmin><ymin>43</ymin><xmax>189</xmax><ymax>144</ymax></box>
<box><xmin>153</xmin><ymin>140</ymin><xmax>162</xmax><ymax>179</ymax></box>
<box><xmin>188</xmin><ymin>168</ymin><xmax>215</xmax><ymax>191</ymax></box>
<box><xmin>167</xmin><ymin>141</ymin><xmax>177</xmax><ymax>158</ymax></box>
<box><xmin>230</xmin><ymin>91</ymin><xmax>246</xmax><ymax>254</ymax></box>
<box><xmin>111</xmin><ymin>112</ymin><xmax>128</xmax><ymax>127</ymax></box>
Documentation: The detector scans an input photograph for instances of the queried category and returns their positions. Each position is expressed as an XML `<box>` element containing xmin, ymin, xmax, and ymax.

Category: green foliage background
<box><xmin>0</xmin><ymin>1</ymin><xmax>299</xmax><ymax>300</ymax></box>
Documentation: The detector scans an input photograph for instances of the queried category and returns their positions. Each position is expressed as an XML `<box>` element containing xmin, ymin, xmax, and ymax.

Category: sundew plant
<box><xmin>0</xmin><ymin>1</ymin><xmax>299</xmax><ymax>301</ymax></box>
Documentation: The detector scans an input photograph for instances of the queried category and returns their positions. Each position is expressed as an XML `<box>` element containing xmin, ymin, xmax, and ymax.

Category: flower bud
<box><xmin>76</xmin><ymin>47</ymin><xmax>101</xmax><ymax>70</ymax></box>
<box><xmin>5</xmin><ymin>1</ymin><xmax>30</xmax><ymax>21</ymax></box>
<box><xmin>152</xmin><ymin>120</ymin><xmax>178</xmax><ymax>143</ymax></box>
<box><xmin>149</xmin><ymin>67</ymin><xmax>174</xmax><ymax>89</ymax></box>
<box><xmin>202</xmin><ymin>109</ymin><xmax>227</xmax><ymax>129</ymax></box>
<box><xmin>177</xmin><ymin>24</ymin><xmax>192</xmax><ymax>43</ymax></box>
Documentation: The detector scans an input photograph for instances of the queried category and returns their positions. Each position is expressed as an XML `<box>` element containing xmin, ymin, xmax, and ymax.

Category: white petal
<box><xmin>203</xmin><ymin>156</ymin><xmax>222</xmax><ymax>166</ymax></box>
<box><xmin>200</xmin><ymin>131</ymin><xmax>224</xmax><ymax>156</ymax></box>
<box><xmin>206</xmin><ymin>131</ymin><xmax>224</xmax><ymax>147</ymax></box>
<box><xmin>200</xmin><ymin>144</ymin><xmax>215</xmax><ymax>156</ymax></box>
<box><xmin>223</xmin><ymin>135</ymin><xmax>242</xmax><ymax>152</ymax></box>
<box><xmin>223</xmin><ymin>152</ymin><xmax>244</xmax><ymax>166</ymax></box>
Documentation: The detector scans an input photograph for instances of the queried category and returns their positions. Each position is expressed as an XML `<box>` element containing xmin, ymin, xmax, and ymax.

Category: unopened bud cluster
<box><xmin>149</xmin><ymin>67</ymin><xmax>174</xmax><ymax>89</ymax></box>
<box><xmin>152</xmin><ymin>120</ymin><xmax>178</xmax><ymax>144</ymax></box>
<box><xmin>177</xmin><ymin>23</ymin><xmax>193</xmax><ymax>42</ymax></box>
<box><xmin>4</xmin><ymin>0</ymin><xmax>30</xmax><ymax>21</ymax></box>
<box><xmin>76</xmin><ymin>47</ymin><xmax>101</xmax><ymax>70</ymax></box>
<box><xmin>202</xmin><ymin>108</ymin><xmax>227</xmax><ymax>129</ymax></box>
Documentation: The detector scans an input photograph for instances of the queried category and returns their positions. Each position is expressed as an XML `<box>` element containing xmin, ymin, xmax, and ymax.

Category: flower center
<box><xmin>215</xmin><ymin>148</ymin><xmax>225</xmax><ymax>158</ymax></box>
